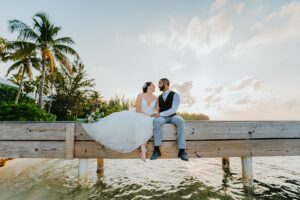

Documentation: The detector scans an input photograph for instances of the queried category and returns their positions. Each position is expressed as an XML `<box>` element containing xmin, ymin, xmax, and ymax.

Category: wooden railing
<box><xmin>1</xmin><ymin>120</ymin><xmax>300</xmax><ymax>190</ymax></box>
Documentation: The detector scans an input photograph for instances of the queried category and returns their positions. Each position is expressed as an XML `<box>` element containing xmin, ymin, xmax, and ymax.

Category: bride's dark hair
<box><xmin>142</xmin><ymin>82</ymin><xmax>153</xmax><ymax>93</ymax></box>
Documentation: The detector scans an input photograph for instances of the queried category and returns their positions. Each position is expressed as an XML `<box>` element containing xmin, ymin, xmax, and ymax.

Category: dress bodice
<box><xmin>141</xmin><ymin>97</ymin><xmax>156</xmax><ymax>115</ymax></box>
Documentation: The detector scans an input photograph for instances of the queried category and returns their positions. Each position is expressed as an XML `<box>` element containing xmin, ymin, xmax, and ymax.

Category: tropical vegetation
<box><xmin>0</xmin><ymin>12</ymin><xmax>208</xmax><ymax>122</ymax></box>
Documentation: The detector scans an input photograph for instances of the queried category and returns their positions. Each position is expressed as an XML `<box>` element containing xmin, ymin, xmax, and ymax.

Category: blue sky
<box><xmin>1</xmin><ymin>0</ymin><xmax>300</xmax><ymax>120</ymax></box>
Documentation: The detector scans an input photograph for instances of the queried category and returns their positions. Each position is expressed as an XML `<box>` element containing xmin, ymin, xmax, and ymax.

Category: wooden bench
<box><xmin>1</xmin><ymin>120</ymin><xmax>300</xmax><ymax>190</ymax></box>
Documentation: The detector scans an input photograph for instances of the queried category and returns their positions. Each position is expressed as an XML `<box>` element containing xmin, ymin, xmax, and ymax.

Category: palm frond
<box><xmin>30</xmin><ymin>57</ymin><xmax>41</xmax><ymax>71</ymax></box>
<box><xmin>5</xmin><ymin>60</ymin><xmax>23</xmax><ymax>76</ymax></box>
<box><xmin>33</xmin><ymin>12</ymin><xmax>61</xmax><ymax>43</ymax></box>
<box><xmin>54</xmin><ymin>37</ymin><xmax>75</xmax><ymax>45</ymax></box>
<box><xmin>16</xmin><ymin>66</ymin><xmax>23</xmax><ymax>81</ymax></box>
<box><xmin>8</xmin><ymin>19</ymin><xmax>39</xmax><ymax>41</ymax></box>
<box><xmin>6</xmin><ymin>41</ymin><xmax>37</xmax><ymax>60</ymax></box>
<box><xmin>54</xmin><ymin>50</ymin><xmax>72</xmax><ymax>74</ymax></box>
<box><xmin>6</xmin><ymin>40</ymin><xmax>36</xmax><ymax>51</ymax></box>
<box><xmin>24</xmin><ymin>63</ymin><xmax>33</xmax><ymax>80</ymax></box>
<box><xmin>53</xmin><ymin>44</ymin><xmax>79</xmax><ymax>59</ymax></box>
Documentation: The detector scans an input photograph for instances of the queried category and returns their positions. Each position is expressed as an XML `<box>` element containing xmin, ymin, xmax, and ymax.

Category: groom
<box><xmin>150</xmin><ymin>78</ymin><xmax>189</xmax><ymax>161</ymax></box>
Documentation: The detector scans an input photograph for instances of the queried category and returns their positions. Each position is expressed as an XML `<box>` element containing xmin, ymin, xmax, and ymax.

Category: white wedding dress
<box><xmin>80</xmin><ymin>97</ymin><xmax>156</xmax><ymax>153</ymax></box>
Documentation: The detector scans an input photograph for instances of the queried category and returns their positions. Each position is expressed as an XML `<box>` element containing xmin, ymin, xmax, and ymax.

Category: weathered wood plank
<box><xmin>0</xmin><ymin>141</ymin><xmax>65</xmax><ymax>158</ymax></box>
<box><xmin>1</xmin><ymin>139</ymin><xmax>298</xmax><ymax>159</ymax></box>
<box><xmin>0</xmin><ymin>122</ymin><xmax>66</xmax><ymax>140</ymax></box>
<box><xmin>74</xmin><ymin>139</ymin><xmax>300</xmax><ymax>159</ymax></box>
<box><xmin>1</xmin><ymin>121</ymin><xmax>300</xmax><ymax>141</ymax></box>
<box><xmin>75</xmin><ymin>121</ymin><xmax>300</xmax><ymax>141</ymax></box>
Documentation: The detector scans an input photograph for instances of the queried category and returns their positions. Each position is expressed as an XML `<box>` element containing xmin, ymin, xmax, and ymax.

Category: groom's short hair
<box><xmin>160</xmin><ymin>78</ymin><xmax>170</xmax><ymax>86</ymax></box>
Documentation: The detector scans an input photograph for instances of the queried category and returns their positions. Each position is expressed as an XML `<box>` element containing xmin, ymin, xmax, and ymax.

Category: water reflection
<box><xmin>0</xmin><ymin>157</ymin><xmax>299</xmax><ymax>199</ymax></box>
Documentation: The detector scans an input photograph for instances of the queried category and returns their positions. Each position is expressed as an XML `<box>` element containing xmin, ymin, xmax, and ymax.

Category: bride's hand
<box><xmin>137</xmin><ymin>111</ymin><xmax>151</xmax><ymax>116</ymax></box>
<box><xmin>151</xmin><ymin>113</ymin><xmax>160</xmax><ymax>118</ymax></box>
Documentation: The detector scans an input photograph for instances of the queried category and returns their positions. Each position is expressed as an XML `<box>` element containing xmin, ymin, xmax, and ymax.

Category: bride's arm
<box><xmin>135</xmin><ymin>93</ymin><xmax>142</xmax><ymax>113</ymax></box>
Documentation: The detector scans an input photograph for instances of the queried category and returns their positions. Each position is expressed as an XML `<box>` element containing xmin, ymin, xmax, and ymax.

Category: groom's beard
<box><xmin>159</xmin><ymin>85</ymin><xmax>165</xmax><ymax>91</ymax></box>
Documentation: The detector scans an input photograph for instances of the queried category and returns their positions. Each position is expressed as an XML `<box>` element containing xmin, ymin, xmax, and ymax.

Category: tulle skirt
<box><xmin>80</xmin><ymin>110</ymin><xmax>155</xmax><ymax>153</ymax></box>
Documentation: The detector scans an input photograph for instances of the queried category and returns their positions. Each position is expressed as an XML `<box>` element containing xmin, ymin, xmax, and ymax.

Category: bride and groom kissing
<box><xmin>81</xmin><ymin>78</ymin><xmax>189</xmax><ymax>162</ymax></box>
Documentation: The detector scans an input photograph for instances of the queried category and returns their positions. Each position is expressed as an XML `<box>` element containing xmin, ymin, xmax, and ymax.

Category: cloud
<box><xmin>201</xmin><ymin>76</ymin><xmax>300</xmax><ymax>120</ymax></box>
<box><xmin>205</xmin><ymin>85</ymin><xmax>223</xmax><ymax>94</ymax></box>
<box><xmin>203</xmin><ymin>84</ymin><xmax>224</xmax><ymax>107</ymax></box>
<box><xmin>230</xmin><ymin>76</ymin><xmax>269</xmax><ymax>91</ymax></box>
<box><xmin>210</xmin><ymin>0</ymin><xmax>244</xmax><ymax>14</ymax></box>
<box><xmin>220</xmin><ymin>95</ymin><xmax>300</xmax><ymax>120</ymax></box>
<box><xmin>233</xmin><ymin>1</ymin><xmax>300</xmax><ymax>56</ymax></box>
<box><xmin>170</xmin><ymin>80</ymin><xmax>196</xmax><ymax>108</ymax></box>
<box><xmin>210</xmin><ymin>0</ymin><xmax>227</xmax><ymax>10</ymax></box>
<box><xmin>204</xmin><ymin>94</ymin><xmax>223</xmax><ymax>104</ymax></box>
<box><xmin>203</xmin><ymin>76</ymin><xmax>273</xmax><ymax>111</ymax></box>
<box><xmin>139</xmin><ymin>12</ymin><xmax>233</xmax><ymax>57</ymax></box>
<box><xmin>235</xmin><ymin>96</ymin><xmax>257</xmax><ymax>105</ymax></box>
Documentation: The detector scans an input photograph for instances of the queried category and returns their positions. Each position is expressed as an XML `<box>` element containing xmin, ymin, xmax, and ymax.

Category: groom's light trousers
<box><xmin>153</xmin><ymin>115</ymin><xmax>186</xmax><ymax>149</ymax></box>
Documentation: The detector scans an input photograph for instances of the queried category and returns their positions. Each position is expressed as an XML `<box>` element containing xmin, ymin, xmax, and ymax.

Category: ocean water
<box><xmin>0</xmin><ymin>157</ymin><xmax>299</xmax><ymax>200</ymax></box>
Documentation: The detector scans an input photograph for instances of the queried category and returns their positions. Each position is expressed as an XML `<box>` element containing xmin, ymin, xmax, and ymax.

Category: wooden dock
<box><xmin>1</xmin><ymin>120</ymin><xmax>300</xmax><ymax>189</ymax></box>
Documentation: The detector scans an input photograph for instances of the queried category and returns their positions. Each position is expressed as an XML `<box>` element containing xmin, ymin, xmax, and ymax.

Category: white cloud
<box><xmin>201</xmin><ymin>75</ymin><xmax>300</xmax><ymax>120</ymax></box>
<box><xmin>210</xmin><ymin>0</ymin><xmax>227</xmax><ymax>10</ymax></box>
<box><xmin>235</xmin><ymin>96</ymin><xmax>257</xmax><ymax>105</ymax></box>
<box><xmin>210</xmin><ymin>0</ymin><xmax>244</xmax><ymax>14</ymax></box>
<box><xmin>204</xmin><ymin>94</ymin><xmax>223</xmax><ymax>104</ymax></box>
<box><xmin>203</xmin><ymin>76</ymin><xmax>272</xmax><ymax>111</ymax></box>
<box><xmin>139</xmin><ymin>13</ymin><xmax>233</xmax><ymax>57</ymax></box>
<box><xmin>203</xmin><ymin>84</ymin><xmax>224</xmax><ymax>107</ymax></box>
<box><xmin>220</xmin><ymin>95</ymin><xmax>300</xmax><ymax>120</ymax></box>
<box><xmin>170</xmin><ymin>80</ymin><xmax>196</xmax><ymax>108</ymax></box>
<box><xmin>205</xmin><ymin>85</ymin><xmax>223</xmax><ymax>94</ymax></box>
<box><xmin>230</xmin><ymin>76</ymin><xmax>270</xmax><ymax>91</ymax></box>
<box><xmin>233</xmin><ymin>1</ymin><xmax>300</xmax><ymax>57</ymax></box>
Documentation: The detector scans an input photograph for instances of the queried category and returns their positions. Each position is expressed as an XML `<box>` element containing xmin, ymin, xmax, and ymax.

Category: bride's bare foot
<box><xmin>140</xmin><ymin>146</ymin><xmax>147</xmax><ymax>162</ymax></box>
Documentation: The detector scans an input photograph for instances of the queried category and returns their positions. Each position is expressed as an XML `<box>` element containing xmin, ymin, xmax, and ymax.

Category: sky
<box><xmin>0</xmin><ymin>0</ymin><xmax>300</xmax><ymax>120</ymax></box>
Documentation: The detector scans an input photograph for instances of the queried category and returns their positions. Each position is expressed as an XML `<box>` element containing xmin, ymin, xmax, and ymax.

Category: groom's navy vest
<box><xmin>158</xmin><ymin>90</ymin><xmax>177</xmax><ymax>117</ymax></box>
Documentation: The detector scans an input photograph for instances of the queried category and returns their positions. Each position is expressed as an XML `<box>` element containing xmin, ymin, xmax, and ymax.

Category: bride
<box><xmin>80</xmin><ymin>81</ymin><xmax>158</xmax><ymax>161</ymax></box>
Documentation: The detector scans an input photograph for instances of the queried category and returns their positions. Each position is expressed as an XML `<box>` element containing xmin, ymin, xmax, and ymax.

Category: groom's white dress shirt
<box><xmin>159</xmin><ymin>89</ymin><xmax>180</xmax><ymax>117</ymax></box>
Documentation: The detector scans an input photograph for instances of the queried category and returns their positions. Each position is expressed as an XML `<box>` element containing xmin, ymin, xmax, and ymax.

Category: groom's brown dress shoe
<box><xmin>178</xmin><ymin>149</ymin><xmax>189</xmax><ymax>161</ymax></box>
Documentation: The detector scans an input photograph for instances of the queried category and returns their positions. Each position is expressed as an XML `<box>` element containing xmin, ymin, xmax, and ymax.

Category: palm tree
<box><xmin>0</xmin><ymin>37</ymin><xmax>8</xmax><ymax>61</ymax></box>
<box><xmin>5</xmin><ymin>41</ymin><xmax>40</xmax><ymax>103</ymax></box>
<box><xmin>8</xmin><ymin>12</ymin><xmax>79</xmax><ymax>108</ymax></box>
<box><xmin>89</xmin><ymin>90</ymin><xmax>104</xmax><ymax>109</ymax></box>
<box><xmin>50</xmin><ymin>60</ymin><xmax>95</xmax><ymax>120</ymax></box>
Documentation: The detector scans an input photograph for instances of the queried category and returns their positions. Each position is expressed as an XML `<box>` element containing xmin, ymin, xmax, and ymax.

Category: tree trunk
<box><xmin>38</xmin><ymin>60</ymin><xmax>46</xmax><ymax>109</ymax></box>
<box><xmin>14</xmin><ymin>66</ymin><xmax>26</xmax><ymax>104</ymax></box>
<box><xmin>34</xmin><ymin>89</ymin><xmax>38</xmax><ymax>103</ymax></box>
<box><xmin>47</xmin><ymin>81</ymin><xmax>54</xmax><ymax>113</ymax></box>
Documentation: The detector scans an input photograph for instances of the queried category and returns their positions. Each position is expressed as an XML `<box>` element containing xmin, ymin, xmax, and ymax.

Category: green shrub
<box><xmin>177</xmin><ymin>112</ymin><xmax>210</xmax><ymax>120</ymax></box>
<box><xmin>0</xmin><ymin>85</ymin><xmax>34</xmax><ymax>104</ymax></box>
<box><xmin>0</xmin><ymin>103</ymin><xmax>56</xmax><ymax>121</ymax></box>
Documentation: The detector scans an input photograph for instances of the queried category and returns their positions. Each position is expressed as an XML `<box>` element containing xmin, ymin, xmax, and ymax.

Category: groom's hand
<box><xmin>151</xmin><ymin>113</ymin><xmax>161</xmax><ymax>118</ymax></box>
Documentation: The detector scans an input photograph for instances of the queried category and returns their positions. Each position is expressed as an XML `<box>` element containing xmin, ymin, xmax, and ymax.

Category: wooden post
<box><xmin>64</xmin><ymin>123</ymin><xmax>75</xmax><ymax>159</ymax></box>
<box><xmin>97</xmin><ymin>158</ymin><xmax>104</xmax><ymax>173</ymax></box>
<box><xmin>79</xmin><ymin>159</ymin><xmax>89</xmax><ymax>185</ymax></box>
<box><xmin>222</xmin><ymin>157</ymin><xmax>230</xmax><ymax>173</ymax></box>
<box><xmin>87</xmin><ymin>116</ymin><xmax>105</xmax><ymax>175</ymax></box>
<box><xmin>241</xmin><ymin>156</ymin><xmax>253</xmax><ymax>190</ymax></box>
